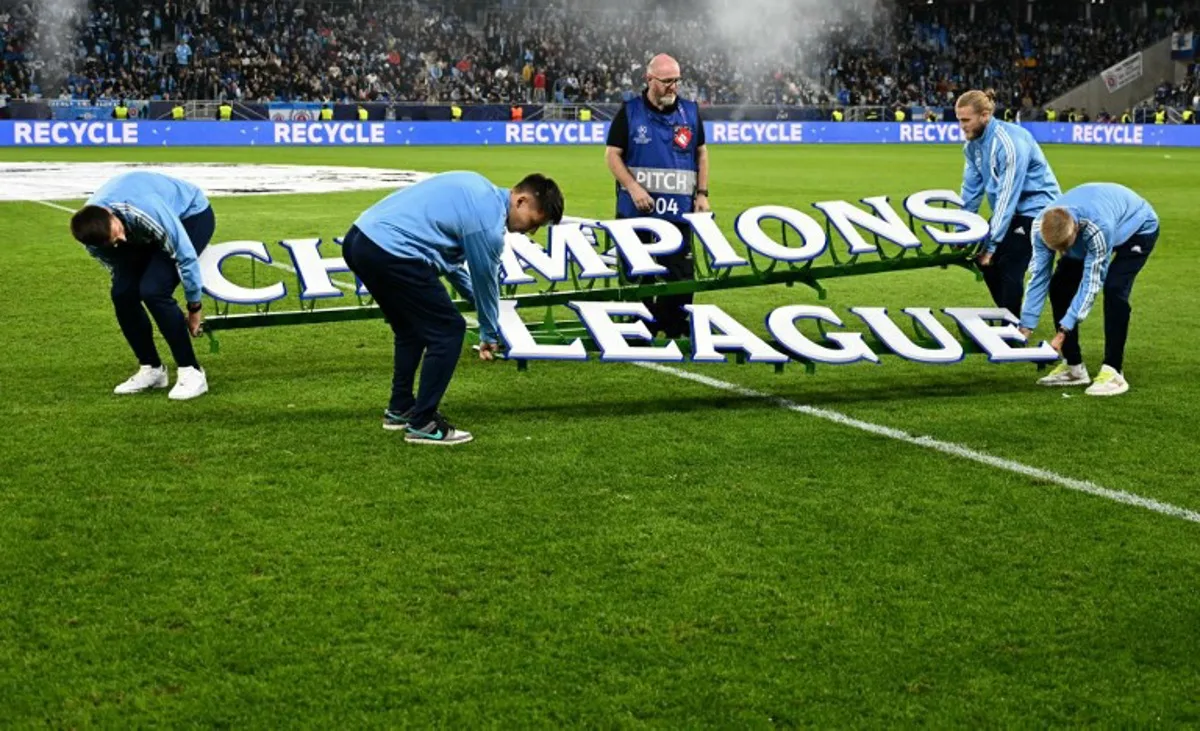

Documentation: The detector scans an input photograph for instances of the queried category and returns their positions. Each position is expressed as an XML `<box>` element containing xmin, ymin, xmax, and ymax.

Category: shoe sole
<box><xmin>1037</xmin><ymin>378</ymin><xmax>1090</xmax><ymax>387</ymax></box>
<box><xmin>1086</xmin><ymin>384</ymin><xmax>1129</xmax><ymax>397</ymax></box>
<box><xmin>114</xmin><ymin>382</ymin><xmax>169</xmax><ymax>394</ymax></box>
<box><xmin>168</xmin><ymin>386</ymin><xmax>208</xmax><ymax>401</ymax></box>
<box><xmin>382</xmin><ymin>422</ymin><xmax>410</xmax><ymax>431</ymax></box>
<box><xmin>404</xmin><ymin>435</ymin><xmax>474</xmax><ymax>445</ymax></box>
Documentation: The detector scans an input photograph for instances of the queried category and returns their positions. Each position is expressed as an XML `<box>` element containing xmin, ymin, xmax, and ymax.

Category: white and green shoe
<box><xmin>405</xmin><ymin>415</ymin><xmax>473</xmax><ymax>445</ymax></box>
<box><xmin>1085</xmin><ymin>365</ymin><xmax>1129</xmax><ymax>397</ymax></box>
<box><xmin>1037</xmin><ymin>361</ymin><xmax>1090</xmax><ymax>387</ymax></box>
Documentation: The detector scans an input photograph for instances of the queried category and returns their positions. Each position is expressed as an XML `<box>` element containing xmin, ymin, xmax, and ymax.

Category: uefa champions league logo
<box><xmin>633</xmin><ymin>125</ymin><xmax>651</xmax><ymax>144</ymax></box>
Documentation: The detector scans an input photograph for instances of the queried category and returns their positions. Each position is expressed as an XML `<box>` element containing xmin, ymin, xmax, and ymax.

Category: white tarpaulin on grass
<box><xmin>0</xmin><ymin>162</ymin><xmax>430</xmax><ymax>201</ymax></box>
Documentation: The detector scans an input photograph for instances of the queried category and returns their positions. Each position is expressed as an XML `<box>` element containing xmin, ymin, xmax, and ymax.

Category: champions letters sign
<box><xmin>200</xmin><ymin>188</ymin><xmax>1059</xmax><ymax>367</ymax></box>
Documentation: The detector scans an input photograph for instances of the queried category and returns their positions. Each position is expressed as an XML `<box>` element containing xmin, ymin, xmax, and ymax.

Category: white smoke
<box><xmin>578</xmin><ymin>0</ymin><xmax>891</xmax><ymax>107</ymax></box>
<box><xmin>696</xmin><ymin>0</ymin><xmax>891</xmax><ymax>108</ymax></box>
<box><xmin>30</xmin><ymin>0</ymin><xmax>88</xmax><ymax>97</ymax></box>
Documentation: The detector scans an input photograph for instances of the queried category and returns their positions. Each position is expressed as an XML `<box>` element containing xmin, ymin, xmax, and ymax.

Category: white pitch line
<box><xmin>635</xmin><ymin>362</ymin><xmax>1200</xmax><ymax>526</ymax></box>
<box><xmin>33</xmin><ymin>200</ymin><xmax>75</xmax><ymax>213</ymax></box>
<box><xmin>30</xmin><ymin>199</ymin><xmax>358</xmax><ymax>291</ymax></box>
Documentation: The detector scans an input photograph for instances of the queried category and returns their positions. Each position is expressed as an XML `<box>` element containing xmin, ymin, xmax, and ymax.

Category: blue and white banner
<box><xmin>46</xmin><ymin>99</ymin><xmax>140</xmax><ymax>121</ymax></box>
<box><xmin>3</xmin><ymin>120</ymin><xmax>1200</xmax><ymax>147</ymax></box>
<box><xmin>1171</xmin><ymin>31</ymin><xmax>1196</xmax><ymax>60</ymax></box>
<box><xmin>268</xmin><ymin>102</ymin><xmax>323</xmax><ymax>122</ymax></box>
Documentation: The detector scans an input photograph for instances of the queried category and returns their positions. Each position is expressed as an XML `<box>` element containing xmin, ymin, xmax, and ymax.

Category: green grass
<box><xmin>1</xmin><ymin>144</ymin><xmax>1199</xmax><ymax>726</ymax></box>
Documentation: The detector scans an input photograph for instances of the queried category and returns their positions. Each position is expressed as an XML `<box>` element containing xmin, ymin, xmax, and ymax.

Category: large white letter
<box><xmin>902</xmin><ymin>189</ymin><xmax>989</xmax><ymax>246</ymax></box>
<box><xmin>734</xmin><ymin>206</ymin><xmax>827</xmax><ymax>263</ymax></box>
<box><xmin>498</xmin><ymin>300</ymin><xmax>588</xmax><ymax>360</ymax></box>
<box><xmin>681</xmin><ymin>211</ymin><xmax>749</xmax><ymax>269</ymax></box>
<box><xmin>941</xmin><ymin>307</ymin><xmax>1059</xmax><ymax>363</ymax></box>
<box><xmin>811</xmin><ymin>196</ymin><xmax>922</xmax><ymax>255</ymax></box>
<box><xmin>851</xmin><ymin>307</ymin><xmax>963</xmax><ymax>364</ymax></box>
<box><xmin>600</xmin><ymin>217</ymin><xmax>683</xmax><ymax>276</ymax></box>
<box><xmin>569</xmin><ymin>302</ymin><xmax>684</xmax><ymax>362</ymax></box>
<box><xmin>278</xmin><ymin>238</ymin><xmax>350</xmax><ymax>299</ymax></box>
<box><xmin>506</xmin><ymin>222</ymin><xmax>616</xmax><ymax>283</ymax></box>
<box><xmin>199</xmin><ymin>241</ymin><xmax>288</xmax><ymax>304</ymax></box>
<box><xmin>765</xmin><ymin>305</ymin><xmax>880</xmax><ymax>365</ymax></box>
<box><xmin>500</xmin><ymin>233</ymin><xmax>536</xmax><ymax>285</ymax></box>
<box><xmin>686</xmin><ymin>304</ymin><xmax>788</xmax><ymax>363</ymax></box>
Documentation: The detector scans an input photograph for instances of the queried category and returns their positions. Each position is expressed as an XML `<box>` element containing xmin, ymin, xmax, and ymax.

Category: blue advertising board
<box><xmin>1</xmin><ymin>120</ymin><xmax>1195</xmax><ymax>147</ymax></box>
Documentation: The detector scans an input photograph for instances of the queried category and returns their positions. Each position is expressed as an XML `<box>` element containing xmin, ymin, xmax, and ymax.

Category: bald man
<box><xmin>604</xmin><ymin>53</ymin><xmax>710</xmax><ymax>340</ymax></box>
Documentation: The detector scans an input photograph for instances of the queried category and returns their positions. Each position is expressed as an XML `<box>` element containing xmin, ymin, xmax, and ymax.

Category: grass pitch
<box><xmin>1</xmin><ymin>143</ymin><xmax>1198</xmax><ymax>726</ymax></box>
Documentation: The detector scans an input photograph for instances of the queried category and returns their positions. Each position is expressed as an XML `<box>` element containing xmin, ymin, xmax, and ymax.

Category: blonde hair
<box><xmin>955</xmin><ymin>88</ymin><xmax>997</xmax><ymax>115</ymax></box>
<box><xmin>1040</xmin><ymin>207</ymin><xmax>1077</xmax><ymax>251</ymax></box>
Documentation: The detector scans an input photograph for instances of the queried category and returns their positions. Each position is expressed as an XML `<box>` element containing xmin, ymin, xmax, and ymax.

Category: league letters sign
<box><xmin>199</xmin><ymin>188</ymin><xmax>1060</xmax><ymax>368</ymax></box>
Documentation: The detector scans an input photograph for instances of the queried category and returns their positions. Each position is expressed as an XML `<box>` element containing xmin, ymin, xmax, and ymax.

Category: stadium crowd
<box><xmin>0</xmin><ymin>0</ymin><xmax>1194</xmax><ymax>109</ymax></box>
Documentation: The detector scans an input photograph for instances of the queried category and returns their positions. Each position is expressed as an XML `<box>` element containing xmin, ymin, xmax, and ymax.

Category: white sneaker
<box><xmin>169</xmin><ymin>366</ymin><xmax>208</xmax><ymax>401</ymax></box>
<box><xmin>404</xmin><ymin>416</ymin><xmax>473</xmax><ymax>445</ymax></box>
<box><xmin>113</xmin><ymin>365</ymin><xmax>169</xmax><ymax>395</ymax></box>
<box><xmin>1037</xmin><ymin>361</ymin><xmax>1090</xmax><ymax>387</ymax></box>
<box><xmin>1085</xmin><ymin>365</ymin><xmax>1129</xmax><ymax>397</ymax></box>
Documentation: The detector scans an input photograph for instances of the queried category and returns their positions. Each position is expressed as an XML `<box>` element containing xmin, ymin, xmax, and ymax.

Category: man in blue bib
<box><xmin>604</xmin><ymin>53</ymin><xmax>710</xmax><ymax>339</ymax></box>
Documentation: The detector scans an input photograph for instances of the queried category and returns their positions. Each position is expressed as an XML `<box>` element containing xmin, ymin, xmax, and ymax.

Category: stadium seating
<box><xmin>0</xmin><ymin>0</ymin><xmax>1189</xmax><ymax>110</ymax></box>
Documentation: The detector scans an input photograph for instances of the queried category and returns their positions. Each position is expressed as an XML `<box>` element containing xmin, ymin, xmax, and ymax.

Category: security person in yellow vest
<box><xmin>893</xmin><ymin>107</ymin><xmax>906</xmax><ymax>122</ymax></box>
<box><xmin>1045</xmin><ymin>107</ymin><xmax>1057</xmax><ymax>122</ymax></box>
<box><xmin>1154</xmin><ymin>107</ymin><xmax>1166</xmax><ymax>124</ymax></box>
<box><xmin>1067</xmin><ymin>109</ymin><xmax>1079</xmax><ymax>123</ymax></box>
<box><xmin>832</xmin><ymin>108</ymin><xmax>844</xmax><ymax>122</ymax></box>
<box><xmin>1121</xmin><ymin>109</ymin><xmax>1132</xmax><ymax>124</ymax></box>
<box><xmin>171</xmin><ymin>104</ymin><xmax>185</xmax><ymax>120</ymax></box>
<box><xmin>579</xmin><ymin>107</ymin><xmax>592</xmax><ymax>122</ymax></box>
<box><xmin>112</xmin><ymin>100</ymin><xmax>129</xmax><ymax>119</ymax></box>
<box><xmin>357</xmin><ymin>105</ymin><xmax>368</xmax><ymax>121</ymax></box>
<box><xmin>319</xmin><ymin>104</ymin><xmax>333</xmax><ymax>121</ymax></box>
<box><xmin>450</xmin><ymin>103</ymin><xmax>463</xmax><ymax>121</ymax></box>
<box><xmin>217</xmin><ymin>102</ymin><xmax>232</xmax><ymax>121</ymax></box>
<box><xmin>1184</xmin><ymin>109</ymin><xmax>1196</xmax><ymax>125</ymax></box>
<box><xmin>1002</xmin><ymin>107</ymin><xmax>1014</xmax><ymax>122</ymax></box>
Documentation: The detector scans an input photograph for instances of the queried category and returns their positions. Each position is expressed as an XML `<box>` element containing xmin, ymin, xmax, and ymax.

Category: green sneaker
<box><xmin>1085</xmin><ymin>365</ymin><xmax>1129</xmax><ymax>397</ymax></box>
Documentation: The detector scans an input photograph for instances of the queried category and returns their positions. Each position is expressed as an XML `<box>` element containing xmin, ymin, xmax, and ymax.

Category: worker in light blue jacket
<box><xmin>341</xmin><ymin>171</ymin><xmax>564</xmax><ymax>445</ymax></box>
<box><xmin>957</xmin><ymin>88</ymin><xmax>1061</xmax><ymax>318</ymax></box>
<box><xmin>1019</xmin><ymin>182</ymin><xmax>1159</xmax><ymax>397</ymax></box>
<box><xmin>71</xmin><ymin>171</ymin><xmax>216</xmax><ymax>401</ymax></box>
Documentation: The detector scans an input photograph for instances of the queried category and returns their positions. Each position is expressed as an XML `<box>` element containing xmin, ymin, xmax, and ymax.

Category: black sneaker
<box><xmin>405</xmin><ymin>415</ymin><xmax>473</xmax><ymax>445</ymax></box>
<box><xmin>382</xmin><ymin>407</ymin><xmax>416</xmax><ymax>431</ymax></box>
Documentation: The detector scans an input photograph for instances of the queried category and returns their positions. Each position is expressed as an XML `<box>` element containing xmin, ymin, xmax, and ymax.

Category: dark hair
<box><xmin>514</xmin><ymin>173</ymin><xmax>564</xmax><ymax>225</ymax></box>
<box><xmin>70</xmin><ymin>205</ymin><xmax>114</xmax><ymax>247</ymax></box>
